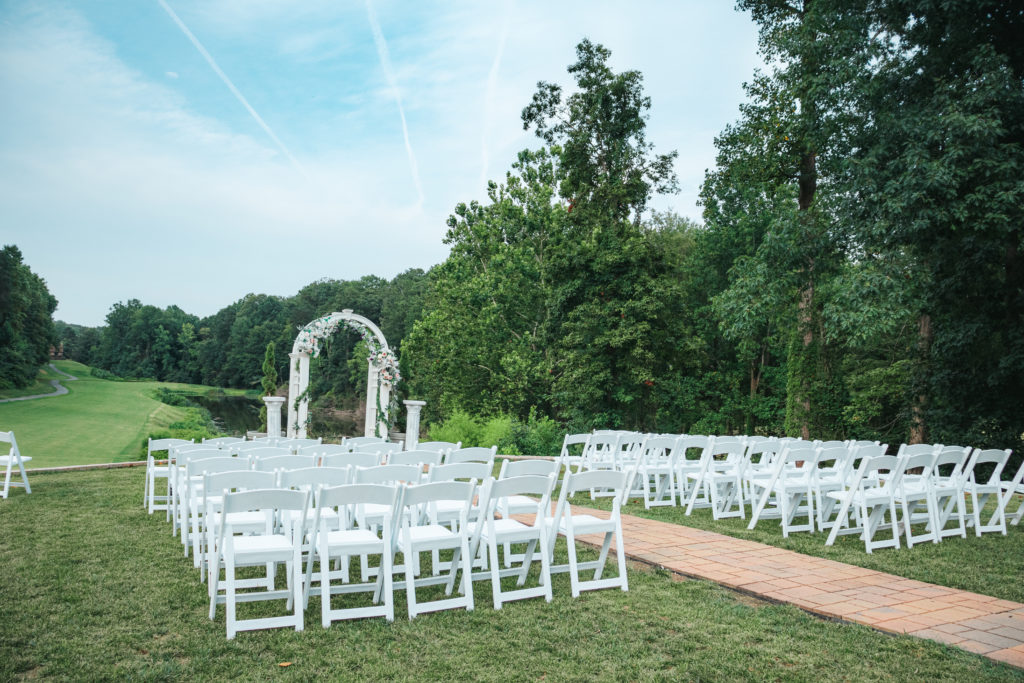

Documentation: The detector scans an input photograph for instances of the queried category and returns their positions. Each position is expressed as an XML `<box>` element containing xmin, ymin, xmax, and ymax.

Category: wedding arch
<box><xmin>287</xmin><ymin>309</ymin><xmax>400</xmax><ymax>438</ymax></box>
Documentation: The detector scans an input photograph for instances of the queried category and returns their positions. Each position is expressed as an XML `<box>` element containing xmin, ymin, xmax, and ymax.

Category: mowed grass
<box><xmin>0</xmin><ymin>363</ymin><xmax>64</xmax><ymax>400</ymax></box>
<box><xmin>1</xmin><ymin>468</ymin><xmax>1021</xmax><ymax>681</ymax></box>
<box><xmin>0</xmin><ymin>361</ymin><xmax>252</xmax><ymax>467</ymax></box>
<box><xmin>581</xmin><ymin>489</ymin><xmax>1024</xmax><ymax>604</ymax></box>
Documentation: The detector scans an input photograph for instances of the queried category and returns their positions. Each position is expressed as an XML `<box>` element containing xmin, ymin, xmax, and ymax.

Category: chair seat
<box><xmin>232</xmin><ymin>534</ymin><xmax>294</xmax><ymax>559</ymax></box>
<box><xmin>324</xmin><ymin>528</ymin><xmax>382</xmax><ymax>549</ymax></box>
<box><xmin>401</xmin><ymin>524</ymin><xmax>458</xmax><ymax>545</ymax></box>
<box><xmin>0</xmin><ymin>455</ymin><xmax>31</xmax><ymax>464</ymax></box>
<box><xmin>558</xmin><ymin>514</ymin><xmax>614</xmax><ymax>535</ymax></box>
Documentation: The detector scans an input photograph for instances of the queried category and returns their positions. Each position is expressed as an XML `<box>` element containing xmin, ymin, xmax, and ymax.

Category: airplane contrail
<box><xmin>365</xmin><ymin>0</ymin><xmax>424</xmax><ymax>207</ymax></box>
<box><xmin>480</xmin><ymin>1</ymin><xmax>511</xmax><ymax>191</ymax></box>
<box><xmin>156</xmin><ymin>0</ymin><xmax>309</xmax><ymax>181</ymax></box>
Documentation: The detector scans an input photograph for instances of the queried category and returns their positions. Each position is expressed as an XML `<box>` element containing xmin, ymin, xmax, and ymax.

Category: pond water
<box><xmin>190</xmin><ymin>394</ymin><xmax>262</xmax><ymax>435</ymax></box>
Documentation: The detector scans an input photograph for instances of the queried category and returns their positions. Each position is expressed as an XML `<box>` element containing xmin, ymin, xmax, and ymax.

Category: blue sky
<box><xmin>0</xmin><ymin>1</ymin><xmax>760</xmax><ymax>326</ymax></box>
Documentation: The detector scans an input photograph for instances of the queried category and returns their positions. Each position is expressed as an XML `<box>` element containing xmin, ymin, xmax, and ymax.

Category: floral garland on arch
<box><xmin>293</xmin><ymin>315</ymin><xmax>401</xmax><ymax>437</ymax></box>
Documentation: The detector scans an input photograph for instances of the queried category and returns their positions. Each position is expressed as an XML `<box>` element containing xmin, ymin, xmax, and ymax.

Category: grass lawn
<box><xmin>1</xmin><ymin>468</ymin><xmax>1021</xmax><ymax>681</ymax></box>
<box><xmin>0</xmin><ymin>361</ymin><xmax>255</xmax><ymax>468</ymax></box>
<box><xmin>580</xmin><ymin>489</ymin><xmax>1024</xmax><ymax>604</ymax></box>
<box><xmin>0</xmin><ymin>363</ymin><xmax>65</xmax><ymax>400</ymax></box>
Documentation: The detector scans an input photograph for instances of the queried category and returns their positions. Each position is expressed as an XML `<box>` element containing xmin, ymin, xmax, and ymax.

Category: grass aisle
<box><xmin>0</xmin><ymin>361</ymin><xmax>251</xmax><ymax>468</ymax></box>
<box><xmin>0</xmin><ymin>468</ymin><xmax>1020</xmax><ymax>681</ymax></box>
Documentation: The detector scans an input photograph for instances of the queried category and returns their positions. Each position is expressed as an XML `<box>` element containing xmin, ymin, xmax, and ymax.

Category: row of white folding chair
<box><xmin>824</xmin><ymin>447</ymin><xmax>1015</xmax><ymax>552</ymax></box>
<box><xmin>203</xmin><ymin>465</ymin><xmax>628</xmax><ymax>637</ymax></box>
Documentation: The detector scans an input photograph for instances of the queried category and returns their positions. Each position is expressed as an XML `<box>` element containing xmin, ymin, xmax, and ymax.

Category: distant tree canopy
<box><xmin>0</xmin><ymin>245</ymin><xmax>57</xmax><ymax>389</ymax></box>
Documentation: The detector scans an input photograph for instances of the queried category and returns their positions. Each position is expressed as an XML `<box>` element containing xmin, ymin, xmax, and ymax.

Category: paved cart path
<box><xmin>0</xmin><ymin>364</ymin><xmax>77</xmax><ymax>403</ymax></box>
<box><xmin>566</xmin><ymin>504</ymin><xmax>1024</xmax><ymax>668</ymax></box>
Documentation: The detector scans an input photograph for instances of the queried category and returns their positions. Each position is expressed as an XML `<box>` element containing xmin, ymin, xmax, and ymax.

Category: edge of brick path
<box><xmin>567</xmin><ymin>504</ymin><xmax>1024</xmax><ymax>670</ymax></box>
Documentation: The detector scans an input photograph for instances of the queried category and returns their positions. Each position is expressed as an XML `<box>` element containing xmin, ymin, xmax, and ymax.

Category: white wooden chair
<box><xmin>473</xmin><ymin>474</ymin><xmax>556</xmax><ymax>609</ymax></box>
<box><xmin>825</xmin><ymin>455</ymin><xmax>902</xmax><ymax>553</ymax></box>
<box><xmin>170</xmin><ymin>448</ymin><xmax>224</xmax><ymax>539</ymax></box>
<box><xmin>252</xmin><ymin>454</ymin><xmax>317</xmax><ymax>472</ymax></box>
<box><xmin>208</xmin><ymin>488</ymin><xmax>310</xmax><ymax>639</ymax></box>
<box><xmin>0</xmin><ymin>431</ymin><xmax>30</xmax><ymax>499</ymax></box>
<box><xmin>674</xmin><ymin>435</ymin><xmax>711</xmax><ymax>504</ymax></box>
<box><xmin>631</xmin><ymin>435</ymin><xmax>681</xmax><ymax>508</ymax></box>
<box><xmin>186</xmin><ymin>457</ymin><xmax>250</xmax><ymax>568</ymax></box>
<box><xmin>343</xmin><ymin>436</ymin><xmax>387</xmax><ymax>452</ymax></box>
<box><xmin>144</xmin><ymin>437</ymin><xmax>192</xmax><ymax>513</ymax></box>
<box><xmin>931</xmin><ymin>446</ymin><xmax>971</xmax><ymax>539</ymax></box>
<box><xmin>494</xmin><ymin>459</ymin><xmax>562</xmax><ymax>566</ymax></box>
<box><xmin>685</xmin><ymin>437</ymin><xmax>747</xmax><ymax>519</ymax></box>
<box><xmin>747</xmin><ymin>444</ymin><xmax>820</xmax><ymax>536</ymax></box>
<box><xmin>387</xmin><ymin>449</ymin><xmax>443</xmax><ymax>467</ymax></box>
<box><xmin>558</xmin><ymin>433</ymin><xmax>590</xmax><ymax>474</ymax></box>
<box><xmin>1002</xmin><ymin>459</ymin><xmax>1024</xmax><ymax>526</ymax></box>
<box><xmin>201</xmin><ymin>470</ymin><xmax>277</xmax><ymax>591</ymax></box>
<box><xmin>305</xmin><ymin>483</ymin><xmax>401</xmax><ymax>626</ymax></box>
<box><xmin>962</xmin><ymin>448</ymin><xmax>1012</xmax><ymax>536</ymax></box>
<box><xmin>297</xmin><ymin>443</ymin><xmax>348</xmax><ymax>458</ymax></box>
<box><xmin>445</xmin><ymin>446</ymin><xmax>497</xmax><ymax>467</ymax></box>
<box><xmin>892</xmin><ymin>450</ymin><xmax>940</xmax><ymax>548</ymax></box>
<box><xmin>397</xmin><ymin>481</ymin><xmax>476</xmax><ymax>619</ymax></box>
<box><xmin>548</xmin><ymin>469</ymin><xmax>629</xmax><ymax>597</ymax></box>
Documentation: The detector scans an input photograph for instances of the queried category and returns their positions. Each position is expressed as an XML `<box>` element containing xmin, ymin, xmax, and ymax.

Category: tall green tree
<box><xmin>0</xmin><ymin>245</ymin><xmax>57</xmax><ymax>388</ymax></box>
<box><xmin>522</xmin><ymin>39</ymin><xmax>682</xmax><ymax>430</ymax></box>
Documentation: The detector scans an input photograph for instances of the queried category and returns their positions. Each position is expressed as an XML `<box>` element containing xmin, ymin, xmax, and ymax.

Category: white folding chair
<box><xmin>747</xmin><ymin>444</ymin><xmax>820</xmax><ymax>536</ymax></box>
<box><xmin>558</xmin><ymin>433</ymin><xmax>590</xmax><ymax>474</ymax></box>
<box><xmin>685</xmin><ymin>437</ymin><xmax>747</xmax><ymax>519</ymax></box>
<box><xmin>252</xmin><ymin>454</ymin><xmax>317</xmax><ymax>472</ymax></box>
<box><xmin>418</xmin><ymin>441</ymin><xmax>461</xmax><ymax>454</ymax></box>
<box><xmin>473</xmin><ymin>474</ymin><xmax>556</xmax><ymax>610</ymax></box>
<box><xmin>298</xmin><ymin>443</ymin><xmax>348</xmax><ymax>458</ymax></box>
<box><xmin>278</xmin><ymin>437</ymin><xmax>322</xmax><ymax>453</ymax></box>
<box><xmin>201</xmin><ymin>470</ymin><xmax>278</xmax><ymax>587</ymax></box>
<box><xmin>547</xmin><ymin>469</ymin><xmax>629</xmax><ymax>597</ymax></box>
<box><xmin>825</xmin><ymin>455</ymin><xmax>902</xmax><ymax>553</ymax></box>
<box><xmin>397</xmin><ymin>481</ymin><xmax>476</xmax><ymax>619</ymax></box>
<box><xmin>1002</xmin><ymin>459</ymin><xmax>1024</xmax><ymax>526</ymax></box>
<box><xmin>375</xmin><ymin>442</ymin><xmax>404</xmax><ymax>455</ymax></box>
<box><xmin>494</xmin><ymin>459</ymin><xmax>562</xmax><ymax>567</ymax></box>
<box><xmin>170</xmin><ymin>448</ymin><xmax>225</xmax><ymax>539</ymax></box>
<box><xmin>962</xmin><ymin>448</ymin><xmax>1012</xmax><ymax>536</ymax></box>
<box><xmin>631</xmin><ymin>435</ymin><xmax>681</xmax><ymax>508</ymax></box>
<box><xmin>144</xmin><ymin>437</ymin><xmax>192</xmax><ymax>513</ymax></box>
<box><xmin>208</xmin><ymin>488</ymin><xmax>310</xmax><ymax>639</ymax></box>
<box><xmin>0</xmin><ymin>431</ymin><xmax>30</xmax><ymax>499</ymax></box>
<box><xmin>343</xmin><ymin>436</ymin><xmax>387</xmax><ymax>452</ymax></box>
<box><xmin>187</xmin><ymin>457</ymin><xmax>250</xmax><ymax>567</ymax></box>
<box><xmin>893</xmin><ymin>450</ymin><xmax>940</xmax><ymax>548</ymax></box>
<box><xmin>931</xmin><ymin>446</ymin><xmax>971</xmax><ymax>539</ymax></box>
<box><xmin>674</xmin><ymin>435</ymin><xmax>710</xmax><ymax>504</ymax></box>
<box><xmin>445</xmin><ymin>446</ymin><xmax>497</xmax><ymax>467</ymax></box>
<box><xmin>305</xmin><ymin>483</ymin><xmax>401</xmax><ymax>626</ymax></box>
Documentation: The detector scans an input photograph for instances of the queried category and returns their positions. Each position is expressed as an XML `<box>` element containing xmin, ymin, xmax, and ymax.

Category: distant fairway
<box><xmin>0</xmin><ymin>361</ymin><xmax>250</xmax><ymax>468</ymax></box>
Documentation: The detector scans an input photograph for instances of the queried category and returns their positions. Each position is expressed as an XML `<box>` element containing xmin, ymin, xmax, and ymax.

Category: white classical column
<box><xmin>364</xmin><ymin>360</ymin><xmax>379</xmax><ymax>438</ymax></box>
<box><xmin>403</xmin><ymin>400</ymin><xmax>426</xmax><ymax>451</ymax></box>
<box><xmin>263</xmin><ymin>396</ymin><xmax>286</xmax><ymax>438</ymax></box>
<box><xmin>287</xmin><ymin>351</ymin><xmax>310</xmax><ymax>438</ymax></box>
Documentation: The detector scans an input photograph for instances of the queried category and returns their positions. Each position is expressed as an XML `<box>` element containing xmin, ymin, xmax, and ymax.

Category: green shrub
<box><xmin>427</xmin><ymin>410</ymin><xmax>483</xmax><ymax>447</ymax></box>
<box><xmin>479</xmin><ymin>414</ymin><xmax>520</xmax><ymax>453</ymax></box>
<box><xmin>90</xmin><ymin>368</ymin><xmax>122</xmax><ymax>381</ymax></box>
<box><xmin>513</xmin><ymin>408</ymin><xmax>563</xmax><ymax>457</ymax></box>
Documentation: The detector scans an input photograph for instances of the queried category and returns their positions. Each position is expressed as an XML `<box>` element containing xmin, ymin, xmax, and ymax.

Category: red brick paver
<box><xmin>566</xmin><ymin>503</ymin><xmax>1024</xmax><ymax>669</ymax></box>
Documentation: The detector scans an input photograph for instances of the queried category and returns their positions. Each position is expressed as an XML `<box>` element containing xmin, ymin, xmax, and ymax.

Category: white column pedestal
<box><xmin>403</xmin><ymin>400</ymin><xmax>426</xmax><ymax>451</ymax></box>
<box><xmin>263</xmin><ymin>396</ymin><xmax>286</xmax><ymax>438</ymax></box>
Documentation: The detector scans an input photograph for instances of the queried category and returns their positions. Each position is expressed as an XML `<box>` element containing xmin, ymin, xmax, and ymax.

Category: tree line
<box><xmin>0</xmin><ymin>245</ymin><xmax>57</xmax><ymax>389</ymax></box>
<box><xmin>36</xmin><ymin>0</ymin><xmax>1024</xmax><ymax>453</ymax></box>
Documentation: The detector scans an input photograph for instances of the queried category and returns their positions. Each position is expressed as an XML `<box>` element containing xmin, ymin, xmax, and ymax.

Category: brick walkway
<box><xmin>570</xmin><ymin>505</ymin><xmax>1024</xmax><ymax>668</ymax></box>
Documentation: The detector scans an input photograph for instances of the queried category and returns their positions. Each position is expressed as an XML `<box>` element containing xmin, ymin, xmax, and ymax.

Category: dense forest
<box><xmin>32</xmin><ymin>1</ymin><xmax>1024</xmax><ymax>452</ymax></box>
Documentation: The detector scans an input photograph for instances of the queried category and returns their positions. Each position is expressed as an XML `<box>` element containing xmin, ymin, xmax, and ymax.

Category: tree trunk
<box><xmin>909</xmin><ymin>312</ymin><xmax>932</xmax><ymax>444</ymax></box>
